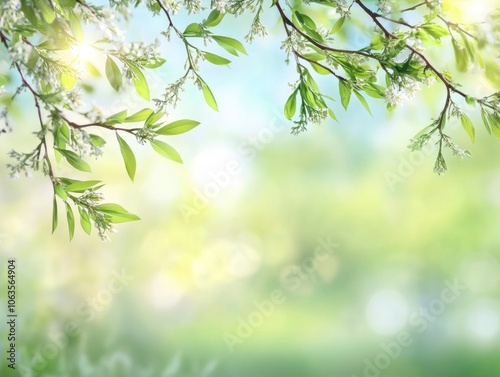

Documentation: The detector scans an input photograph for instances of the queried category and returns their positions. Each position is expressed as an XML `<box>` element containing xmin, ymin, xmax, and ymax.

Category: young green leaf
<box><xmin>37</xmin><ymin>0</ymin><xmax>55</xmax><ymax>24</ymax></box>
<box><xmin>52</xmin><ymin>197</ymin><xmax>58</xmax><ymax>234</ymax></box>
<box><xmin>89</xmin><ymin>134</ymin><xmax>106</xmax><ymax>147</ymax></box>
<box><xmin>284</xmin><ymin>91</ymin><xmax>297</xmax><ymax>120</ymax></box>
<box><xmin>65</xmin><ymin>180</ymin><xmax>102</xmax><ymax>193</ymax></box>
<box><xmin>481</xmin><ymin>110</ymin><xmax>492</xmax><ymax>135</ymax></box>
<box><xmin>125</xmin><ymin>108</ymin><xmax>153</xmax><ymax>123</ymax></box>
<box><xmin>212</xmin><ymin>36</ymin><xmax>248</xmax><ymax>56</ymax></box>
<box><xmin>204</xmin><ymin>9</ymin><xmax>225</xmax><ymax>27</ymax></box>
<box><xmin>95</xmin><ymin>203</ymin><xmax>140</xmax><ymax>223</ymax></box>
<box><xmin>156</xmin><ymin>119</ymin><xmax>201</xmax><ymax>135</ymax></box>
<box><xmin>144</xmin><ymin>110</ymin><xmax>164</xmax><ymax>128</ymax></box>
<box><xmin>116</xmin><ymin>134</ymin><xmax>136</xmax><ymax>181</ymax></box>
<box><xmin>203</xmin><ymin>52</ymin><xmax>231</xmax><ymax>66</ymax></box>
<box><xmin>150</xmin><ymin>140</ymin><xmax>183</xmax><ymax>163</ymax></box>
<box><xmin>78</xmin><ymin>207</ymin><xmax>92</xmax><ymax>235</ymax></box>
<box><xmin>330</xmin><ymin>17</ymin><xmax>345</xmax><ymax>34</ymax></box>
<box><xmin>21</xmin><ymin>0</ymin><xmax>38</xmax><ymax>25</ymax></box>
<box><xmin>201</xmin><ymin>83</ymin><xmax>218</xmax><ymax>111</ymax></box>
<box><xmin>129</xmin><ymin>64</ymin><xmax>150</xmax><ymax>100</ymax></box>
<box><xmin>54</xmin><ymin>183</ymin><xmax>68</xmax><ymax>200</ymax></box>
<box><xmin>61</xmin><ymin>73</ymin><xmax>77</xmax><ymax>90</ymax></box>
<box><xmin>106</xmin><ymin>109</ymin><xmax>128</xmax><ymax>125</ymax></box>
<box><xmin>460</xmin><ymin>114</ymin><xmax>475</xmax><ymax>143</ymax></box>
<box><xmin>354</xmin><ymin>91</ymin><xmax>372</xmax><ymax>116</ymax></box>
<box><xmin>65</xmin><ymin>202</ymin><xmax>75</xmax><ymax>241</ymax></box>
<box><xmin>68</xmin><ymin>9</ymin><xmax>83</xmax><ymax>41</ymax></box>
<box><xmin>183</xmin><ymin>23</ymin><xmax>201</xmax><ymax>36</ymax></box>
<box><xmin>85</xmin><ymin>62</ymin><xmax>100</xmax><ymax>77</ymax></box>
<box><xmin>338</xmin><ymin>80</ymin><xmax>351</xmax><ymax>110</ymax></box>
<box><xmin>105</xmin><ymin>56</ymin><xmax>122</xmax><ymax>91</ymax></box>
<box><xmin>56</xmin><ymin>148</ymin><xmax>92</xmax><ymax>172</ymax></box>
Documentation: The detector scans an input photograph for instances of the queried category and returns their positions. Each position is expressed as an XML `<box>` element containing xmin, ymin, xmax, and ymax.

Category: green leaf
<box><xmin>125</xmin><ymin>108</ymin><xmax>154</xmax><ymax>123</ymax></box>
<box><xmin>453</xmin><ymin>39</ymin><xmax>469</xmax><ymax>72</ymax></box>
<box><xmin>85</xmin><ymin>62</ymin><xmax>100</xmax><ymax>76</ymax></box>
<box><xmin>460</xmin><ymin>114</ymin><xmax>475</xmax><ymax>143</ymax></box>
<box><xmin>95</xmin><ymin>203</ymin><xmax>140</xmax><ymax>223</ymax></box>
<box><xmin>284</xmin><ymin>90</ymin><xmax>297</xmax><ymax>120</ymax></box>
<box><xmin>213</xmin><ymin>36</ymin><xmax>248</xmax><ymax>56</ymax></box>
<box><xmin>156</xmin><ymin>119</ymin><xmax>201</xmax><ymax>135</ymax></box>
<box><xmin>144</xmin><ymin>110</ymin><xmax>164</xmax><ymax>128</ymax></box>
<box><xmin>151</xmin><ymin>140</ymin><xmax>183</xmax><ymax>163</ymax></box>
<box><xmin>56</xmin><ymin>148</ymin><xmax>92</xmax><ymax>172</ymax></box>
<box><xmin>60</xmin><ymin>0</ymin><xmax>77</xmax><ymax>7</ymax></box>
<box><xmin>61</xmin><ymin>73</ymin><xmax>77</xmax><ymax>90</ymax></box>
<box><xmin>204</xmin><ymin>9</ymin><xmax>225</xmax><ymax>27</ymax></box>
<box><xmin>116</xmin><ymin>134</ymin><xmax>136</xmax><ymax>181</ymax></box>
<box><xmin>129</xmin><ymin>64</ymin><xmax>150</xmax><ymax>100</ymax></box>
<box><xmin>354</xmin><ymin>91</ymin><xmax>372</xmax><ymax>116</ymax></box>
<box><xmin>105</xmin><ymin>109</ymin><xmax>128</xmax><ymax>125</ymax></box>
<box><xmin>328</xmin><ymin>109</ymin><xmax>337</xmax><ymax>121</ymax></box>
<box><xmin>105</xmin><ymin>56</ymin><xmax>122</xmax><ymax>91</ymax></box>
<box><xmin>78</xmin><ymin>208</ymin><xmax>92</xmax><ymax>235</ymax></box>
<box><xmin>201</xmin><ymin>82</ymin><xmax>218</xmax><ymax>111</ymax></box>
<box><xmin>21</xmin><ymin>0</ymin><xmax>38</xmax><ymax>25</ymax></box>
<box><xmin>184</xmin><ymin>23</ymin><xmax>201</xmax><ymax>36</ymax></box>
<box><xmin>421</xmin><ymin>24</ymin><xmax>449</xmax><ymax>39</ymax></box>
<box><xmin>65</xmin><ymin>203</ymin><xmax>75</xmax><ymax>241</ymax></box>
<box><xmin>203</xmin><ymin>52</ymin><xmax>231</xmax><ymax>66</ymax></box>
<box><xmin>481</xmin><ymin>110</ymin><xmax>492</xmax><ymax>135</ymax></box>
<box><xmin>68</xmin><ymin>9</ymin><xmax>83</xmax><ymax>41</ymax></box>
<box><xmin>310</xmin><ymin>62</ymin><xmax>330</xmax><ymax>75</ymax></box>
<box><xmin>54</xmin><ymin>183</ymin><xmax>68</xmax><ymax>200</ymax></box>
<box><xmin>37</xmin><ymin>0</ymin><xmax>55</xmax><ymax>24</ymax></box>
<box><xmin>89</xmin><ymin>134</ymin><xmax>106</xmax><ymax>147</ymax></box>
<box><xmin>95</xmin><ymin>203</ymin><xmax>129</xmax><ymax>214</ymax></box>
<box><xmin>465</xmin><ymin>96</ymin><xmax>477</xmax><ymax>107</ymax></box>
<box><xmin>52</xmin><ymin>197</ymin><xmax>58</xmax><ymax>234</ymax></box>
<box><xmin>338</xmin><ymin>80</ymin><xmax>351</xmax><ymax>110</ymax></box>
<box><xmin>330</xmin><ymin>17</ymin><xmax>345</xmax><ymax>34</ymax></box>
<box><xmin>65</xmin><ymin>180</ymin><xmax>102</xmax><ymax>193</ymax></box>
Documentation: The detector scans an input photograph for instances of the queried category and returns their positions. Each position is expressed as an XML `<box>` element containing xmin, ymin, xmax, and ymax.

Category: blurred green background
<box><xmin>1</xmin><ymin>1</ymin><xmax>500</xmax><ymax>376</ymax></box>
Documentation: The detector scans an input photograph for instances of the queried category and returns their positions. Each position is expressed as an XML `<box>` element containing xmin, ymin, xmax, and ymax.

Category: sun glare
<box><xmin>443</xmin><ymin>0</ymin><xmax>495</xmax><ymax>23</ymax></box>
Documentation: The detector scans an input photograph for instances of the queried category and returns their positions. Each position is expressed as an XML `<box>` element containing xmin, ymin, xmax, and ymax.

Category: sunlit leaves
<box><xmin>128</xmin><ymin>63</ymin><xmax>150</xmax><ymax>100</ymax></box>
<box><xmin>56</xmin><ymin>148</ymin><xmax>92</xmax><ymax>172</ymax></box>
<box><xmin>95</xmin><ymin>203</ymin><xmax>141</xmax><ymax>223</ymax></box>
<box><xmin>150</xmin><ymin>140</ymin><xmax>183</xmax><ymax>163</ymax></box>
<box><xmin>125</xmin><ymin>108</ymin><xmax>154</xmax><ymax>123</ymax></box>
<box><xmin>65</xmin><ymin>202</ymin><xmax>75</xmax><ymax>241</ymax></box>
<box><xmin>201</xmin><ymin>82</ymin><xmax>218</xmax><ymax>111</ymax></box>
<box><xmin>212</xmin><ymin>36</ymin><xmax>247</xmax><ymax>56</ymax></box>
<box><xmin>460</xmin><ymin>113</ymin><xmax>475</xmax><ymax>143</ymax></box>
<box><xmin>116</xmin><ymin>134</ymin><xmax>136</xmax><ymax>181</ymax></box>
<box><xmin>65</xmin><ymin>180</ymin><xmax>103</xmax><ymax>193</ymax></box>
<box><xmin>36</xmin><ymin>0</ymin><xmax>56</xmax><ymax>24</ymax></box>
<box><xmin>52</xmin><ymin>197</ymin><xmax>58</xmax><ymax>234</ymax></box>
<box><xmin>105</xmin><ymin>56</ymin><xmax>122</xmax><ymax>91</ymax></box>
<box><xmin>338</xmin><ymin>80</ymin><xmax>351</xmax><ymax>110</ymax></box>
<box><xmin>284</xmin><ymin>90</ymin><xmax>298</xmax><ymax>120</ymax></box>
<box><xmin>204</xmin><ymin>9</ymin><xmax>225</xmax><ymax>27</ymax></box>
<box><xmin>156</xmin><ymin>120</ymin><xmax>201</xmax><ymax>135</ymax></box>
<box><xmin>203</xmin><ymin>52</ymin><xmax>231</xmax><ymax>66</ymax></box>
<box><xmin>78</xmin><ymin>207</ymin><xmax>92</xmax><ymax>235</ymax></box>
